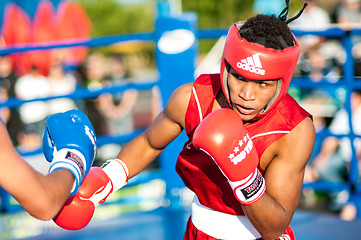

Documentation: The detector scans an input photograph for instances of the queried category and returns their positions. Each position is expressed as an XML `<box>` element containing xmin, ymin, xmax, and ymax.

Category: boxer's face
<box><xmin>227</xmin><ymin>68</ymin><xmax>278</xmax><ymax>122</ymax></box>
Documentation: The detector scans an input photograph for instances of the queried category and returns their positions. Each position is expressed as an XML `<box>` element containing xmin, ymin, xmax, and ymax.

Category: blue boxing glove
<box><xmin>43</xmin><ymin>109</ymin><xmax>96</xmax><ymax>196</ymax></box>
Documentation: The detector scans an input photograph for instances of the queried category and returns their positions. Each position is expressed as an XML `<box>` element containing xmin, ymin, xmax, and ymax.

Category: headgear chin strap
<box><xmin>220</xmin><ymin>21</ymin><xmax>300</xmax><ymax>117</ymax></box>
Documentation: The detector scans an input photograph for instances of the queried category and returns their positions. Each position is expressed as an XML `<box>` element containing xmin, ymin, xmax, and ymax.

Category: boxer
<box><xmin>55</xmin><ymin>1</ymin><xmax>314</xmax><ymax>239</ymax></box>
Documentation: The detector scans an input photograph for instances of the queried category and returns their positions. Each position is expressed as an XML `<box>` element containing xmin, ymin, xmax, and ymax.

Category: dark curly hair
<box><xmin>239</xmin><ymin>14</ymin><xmax>296</xmax><ymax>50</ymax></box>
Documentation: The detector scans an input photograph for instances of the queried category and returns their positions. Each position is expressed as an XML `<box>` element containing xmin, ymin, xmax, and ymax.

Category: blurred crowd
<box><xmin>294</xmin><ymin>0</ymin><xmax>361</xmax><ymax>222</ymax></box>
<box><xmin>0</xmin><ymin>51</ymin><xmax>161</xmax><ymax>169</ymax></box>
<box><xmin>256</xmin><ymin>0</ymin><xmax>361</xmax><ymax>221</ymax></box>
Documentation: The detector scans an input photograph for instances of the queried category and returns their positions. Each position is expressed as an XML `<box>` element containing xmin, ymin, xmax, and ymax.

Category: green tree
<box><xmin>182</xmin><ymin>0</ymin><xmax>254</xmax><ymax>29</ymax></box>
<box><xmin>182</xmin><ymin>0</ymin><xmax>304</xmax><ymax>29</ymax></box>
<box><xmin>76</xmin><ymin>0</ymin><xmax>155</xmax><ymax>37</ymax></box>
<box><xmin>76</xmin><ymin>0</ymin><xmax>304</xmax><ymax>36</ymax></box>
<box><xmin>75</xmin><ymin>0</ymin><xmax>305</xmax><ymax>55</ymax></box>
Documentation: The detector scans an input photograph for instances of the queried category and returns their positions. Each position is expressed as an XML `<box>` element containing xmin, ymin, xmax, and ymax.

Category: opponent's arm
<box><xmin>54</xmin><ymin>82</ymin><xmax>193</xmax><ymax>230</ymax></box>
<box><xmin>0</xmin><ymin>123</ymin><xmax>74</xmax><ymax>220</ymax></box>
<box><xmin>43</xmin><ymin>109</ymin><xmax>97</xmax><ymax>196</ymax></box>
<box><xmin>242</xmin><ymin>117</ymin><xmax>315</xmax><ymax>239</ymax></box>
<box><xmin>0</xmin><ymin>109</ymin><xmax>96</xmax><ymax>220</ymax></box>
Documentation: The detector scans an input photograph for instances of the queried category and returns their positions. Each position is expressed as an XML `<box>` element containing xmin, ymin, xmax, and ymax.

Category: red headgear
<box><xmin>220</xmin><ymin>21</ymin><xmax>300</xmax><ymax>117</ymax></box>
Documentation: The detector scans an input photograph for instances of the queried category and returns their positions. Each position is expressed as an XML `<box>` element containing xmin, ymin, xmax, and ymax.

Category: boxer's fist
<box><xmin>43</xmin><ymin>109</ymin><xmax>96</xmax><ymax>195</ymax></box>
<box><xmin>54</xmin><ymin>159</ymin><xmax>129</xmax><ymax>230</ymax></box>
<box><xmin>193</xmin><ymin>108</ymin><xmax>265</xmax><ymax>205</ymax></box>
<box><xmin>53</xmin><ymin>194</ymin><xmax>95</xmax><ymax>230</ymax></box>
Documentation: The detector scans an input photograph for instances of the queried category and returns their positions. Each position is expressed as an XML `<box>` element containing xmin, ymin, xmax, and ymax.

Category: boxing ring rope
<box><xmin>0</xmin><ymin>20</ymin><xmax>361</xmax><ymax>219</ymax></box>
<box><xmin>0</xmin><ymin>81</ymin><xmax>158</xmax><ymax>157</ymax></box>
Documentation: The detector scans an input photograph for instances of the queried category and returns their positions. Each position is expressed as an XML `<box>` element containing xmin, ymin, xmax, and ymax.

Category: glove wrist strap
<box><xmin>101</xmin><ymin>158</ymin><xmax>129</xmax><ymax>192</ymax></box>
<box><xmin>229</xmin><ymin>168</ymin><xmax>266</xmax><ymax>205</ymax></box>
<box><xmin>49</xmin><ymin>148</ymin><xmax>86</xmax><ymax>196</ymax></box>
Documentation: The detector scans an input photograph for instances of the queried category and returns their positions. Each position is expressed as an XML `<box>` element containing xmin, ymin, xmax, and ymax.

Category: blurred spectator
<box><xmin>97</xmin><ymin>54</ymin><xmax>138</xmax><ymax>135</ymax></box>
<box><xmin>290</xmin><ymin>0</ymin><xmax>331</xmax><ymax>81</ymax></box>
<box><xmin>82</xmin><ymin>52</ymin><xmax>108</xmax><ymax>136</ymax></box>
<box><xmin>47</xmin><ymin>60</ymin><xmax>78</xmax><ymax>115</ymax></box>
<box><xmin>0</xmin><ymin>56</ymin><xmax>16</xmax><ymax>97</ymax></box>
<box><xmin>80</xmin><ymin>52</ymin><xmax>109</xmax><ymax>165</ymax></box>
<box><xmin>291</xmin><ymin>0</ymin><xmax>343</xmax><ymax>98</ymax></box>
<box><xmin>14</xmin><ymin>65</ymin><xmax>50</xmax><ymax>150</ymax></box>
<box><xmin>304</xmin><ymin>90</ymin><xmax>361</xmax><ymax>220</ymax></box>
<box><xmin>96</xmin><ymin>54</ymin><xmax>139</xmax><ymax>159</ymax></box>
<box><xmin>299</xmin><ymin>49</ymin><xmax>340</xmax><ymax>83</ymax></box>
<box><xmin>0</xmin><ymin>87</ymin><xmax>10</xmax><ymax>124</ymax></box>
<box><xmin>84</xmin><ymin>52</ymin><xmax>107</xmax><ymax>90</ymax></box>
<box><xmin>336</xmin><ymin>0</ymin><xmax>361</xmax><ymax>77</ymax></box>
<box><xmin>337</xmin><ymin>0</ymin><xmax>361</xmax><ymax>28</ymax></box>
<box><xmin>317</xmin><ymin>0</ymin><xmax>341</xmax><ymax>23</ymax></box>
<box><xmin>290</xmin><ymin>0</ymin><xmax>331</xmax><ymax>51</ymax></box>
<box><xmin>0</xmin><ymin>56</ymin><xmax>22</xmax><ymax>145</ymax></box>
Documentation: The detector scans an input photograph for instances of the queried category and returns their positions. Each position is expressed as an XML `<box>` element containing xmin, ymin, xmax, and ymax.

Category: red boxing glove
<box><xmin>54</xmin><ymin>159</ymin><xmax>129</xmax><ymax>230</ymax></box>
<box><xmin>193</xmin><ymin>108</ymin><xmax>265</xmax><ymax>205</ymax></box>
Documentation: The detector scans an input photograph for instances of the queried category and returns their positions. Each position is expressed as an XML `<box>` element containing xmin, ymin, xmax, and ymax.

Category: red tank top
<box><xmin>176</xmin><ymin>74</ymin><xmax>311</xmax><ymax>215</ymax></box>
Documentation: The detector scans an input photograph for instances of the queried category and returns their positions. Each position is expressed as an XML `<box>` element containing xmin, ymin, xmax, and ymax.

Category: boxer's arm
<box><xmin>53</xmin><ymin>83</ymin><xmax>193</xmax><ymax>230</ymax></box>
<box><xmin>0</xmin><ymin>123</ymin><xmax>74</xmax><ymax>220</ymax></box>
<box><xmin>116</xmin><ymin>82</ymin><xmax>193</xmax><ymax>178</ymax></box>
<box><xmin>242</xmin><ymin>117</ymin><xmax>315</xmax><ymax>240</ymax></box>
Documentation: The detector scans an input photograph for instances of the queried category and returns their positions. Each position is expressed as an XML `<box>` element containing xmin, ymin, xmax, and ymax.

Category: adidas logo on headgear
<box><xmin>236</xmin><ymin>54</ymin><xmax>265</xmax><ymax>76</ymax></box>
